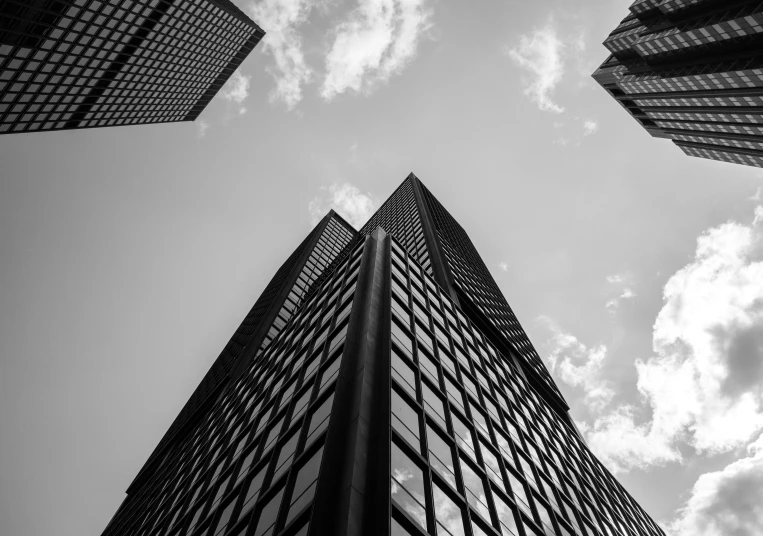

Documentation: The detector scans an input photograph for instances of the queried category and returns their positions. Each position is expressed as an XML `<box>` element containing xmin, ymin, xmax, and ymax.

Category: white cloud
<box><xmin>583</xmin><ymin>119</ymin><xmax>599</xmax><ymax>135</ymax></box>
<box><xmin>585</xmin><ymin>207</ymin><xmax>763</xmax><ymax>473</ymax></box>
<box><xmin>605</xmin><ymin>273</ymin><xmax>636</xmax><ymax>312</ymax></box>
<box><xmin>219</xmin><ymin>69</ymin><xmax>251</xmax><ymax>106</ymax></box>
<box><xmin>249</xmin><ymin>0</ymin><xmax>315</xmax><ymax>109</ymax></box>
<box><xmin>539</xmin><ymin>317</ymin><xmax>615</xmax><ymax>412</ymax></box>
<box><xmin>498</xmin><ymin>262</ymin><xmax>509</xmax><ymax>272</ymax></box>
<box><xmin>308</xmin><ymin>183</ymin><xmax>376</xmax><ymax>229</ymax></box>
<box><xmin>196</xmin><ymin>120</ymin><xmax>209</xmax><ymax>138</ymax></box>
<box><xmin>321</xmin><ymin>0</ymin><xmax>433</xmax><ymax>100</ymax></box>
<box><xmin>671</xmin><ymin>434</ymin><xmax>763</xmax><ymax>536</ymax></box>
<box><xmin>506</xmin><ymin>24</ymin><xmax>566</xmax><ymax>114</ymax></box>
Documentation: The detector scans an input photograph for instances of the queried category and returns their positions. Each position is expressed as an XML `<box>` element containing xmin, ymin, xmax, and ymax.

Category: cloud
<box><xmin>605</xmin><ymin>273</ymin><xmax>636</xmax><ymax>312</ymax></box>
<box><xmin>321</xmin><ymin>0</ymin><xmax>433</xmax><ymax>100</ymax></box>
<box><xmin>506</xmin><ymin>24</ymin><xmax>566</xmax><ymax>113</ymax></box>
<box><xmin>585</xmin><ymin>207</ymin><xmax>763</xmax><ymax>473</ymax></box>
<box><xmin>539</xmin><ymin>316</ymin><xmax>615</xmax><ymax>412</ymax></box>
<box><xmin>219</xmin><ymin>69</ymin><xmax>251</xmax><ymax>106</ymax></box>
<box><xmin>671</xmin><ymin>434</ymin><xmax>763</xmax><ymax>536</ymax></box>
<box><xmin>308</xmin><ymin>183</ymin><xmax>376</xmax><ymax>229</ymax></box>
<box><xmin>498</xmin><ymin>262</ymin><xmax>509</xmax><ymax>272</ymax></box>
<box><xmin>196</xmin><ymin>120</ymin><xmax>209</xmax><ymax>138</ymax></box>
<box><xmin>249</xmin><ymin>0</ymin><xmax>315</xmax><ymax>109</ymax></box>
<box><xmin>583</xmin><ymin>119</ymin><xmax>598</xmax><ymax>135</ymax></box>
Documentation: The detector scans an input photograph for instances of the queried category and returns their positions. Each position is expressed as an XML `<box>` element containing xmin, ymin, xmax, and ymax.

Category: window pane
<box><xmin>286</xmin><ymin>446</ymin><xmax>325</xmax><ymax>524</ymax></box>
<box><xmin>391</xmin><ymin>515</ymin><xmax>413</xmax><ymax>536</ymax></box>
<box><xmin>307</xmin><ymin>393</ymin><xmax>335</xmax><ymax>444</ymax></box>
<box><xmin>392</xmin><ymin>390</ymin><xmax>421</xmax><ymax>451</ymax></box>
<box><xmin>392</xmin><ymin>350</ymin><xmax>417</xmax><ymax>397</ymax></box>
<box><xmin>459</xmin><ymin>457</ymin><xmax>490</xmax><ymax>521</ymax></box>
<box><xmin>212</xmin><ymin>499</ymin><xmax>236</xmax><ymax>536</ymax></box>
<box><xmin>426</xmin><ymin>424</ymin><xmax>456</xmax><ymax>489</ymax></box>
<box><xmin>422</xmin><ymin>383</ymin><xmax>446</xmax><ymax>429</ymax></box>
<box><xmin>432</xmin><ymin>482</ymin><xmax>465</xmax><ymax>536</ymax></box>
<box><xmin>253</xmin><ymin>488</ymin><xmax>285</xmax><ymax>536</ymax></box>
<box><xmin>493</xmin><ymin>491</ymin><xmax>519</xmax><ymax>536</ymax></box>
<box><xmin>241</xmin><ymin>467</ymin><xmax>267</xmax><ymax>514</ymax></box>
<box><xmin>391</xmin><ymin>442</ymin><xmax>427</xmax><ymax>530</ymax></box>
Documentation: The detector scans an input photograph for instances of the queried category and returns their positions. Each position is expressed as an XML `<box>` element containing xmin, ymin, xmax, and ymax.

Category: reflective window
<box><xmin>391</xmin><ymin>442</ymin><xmax>428</xmax><ymax>530</ymax></box>
<box><xmin>432</xmin><ymin>482</ymin><xmax>465</xmax><ymax>536</ymax></box>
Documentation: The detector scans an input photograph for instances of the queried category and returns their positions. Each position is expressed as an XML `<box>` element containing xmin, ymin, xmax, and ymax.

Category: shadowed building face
<box><xmin>0</xmin><ymin>0</ymin><xmax>264</xmax><ymax>135</ymax></box>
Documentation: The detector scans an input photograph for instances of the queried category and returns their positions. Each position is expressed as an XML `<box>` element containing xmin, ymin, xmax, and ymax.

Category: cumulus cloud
<box><xmin>583</xmin><ymin>119</ymin><xmax>599</xmax><ymax>135</ymax></box>
<box><xmin>585</xmin><ymin>207</ymin><xmax>763</xmax><ymax>473</ymax></box>
<box><xmin>321</xmin><ymin>0</ymin><xmax>433</xmax><ymax>100</ymax></box>
<box><xmin>249</xmin><ymin>0</ymin><xmax>315</xmax><ymax>109</ymax></box>
<box><xmin>539</xmin><ymin>317</ymin><xmax>615</xmax><ymax>412</ymax></box>
<box><xmin>308</xmin><ymin>183</ymin><xmax>376</xmax><ymax>229</ymax></box>
<box><xmin>196</xmin><ymin>120</ymin><xmax>209</xmax><ymax>138</ymax></box>
<box><xmin>671</xmin><ymin>434</ymin><xmax>763</xmax><ymax>536</ymax></box>
<box><xmin>505</xmin><ymin>24</ymin><xmax>566</xmax><ymax>113</ymax></box>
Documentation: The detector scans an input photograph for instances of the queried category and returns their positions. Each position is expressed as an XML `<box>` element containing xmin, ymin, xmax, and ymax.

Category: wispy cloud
<box><xmin>196</xmin><ymin>120</ymin><xmax>209</xmax><ymax>138</ymax></box>
<box><xmin>321</xmin><ymin>0</ymin><xmax>433</xmax><ymax>100</ymax></box>
<box><xmin>498</xmin><ymin>262</ymin><xmax>509</xmax><ymax>272</ymax></box>
<box><xmin>505</xmin><ymin>24</ymin><xmax>566</xmax><ymax>114</ymax></box>
<box><xmin>539</xmin><ymin>316</ymin><xmax>615</xmax><ymax>412</ymax></box>
<box><xmin>605</xmin><ymin>272</ymin><xmax>636</xmax><ymax>312</ymax></box>
<box><xmin>308</xmin><ymin>183</ymin><xmax>376</xmax><ymax>229</ymax></box>
<box><xmin>583</xmin><ymin>119</ymin><xmax>599</xmax><ymax>135</ymax></box>
<box><xmin>249</xmin><ymin>0</ymin><xmax>315</xmax><ymax>109</ymax></box>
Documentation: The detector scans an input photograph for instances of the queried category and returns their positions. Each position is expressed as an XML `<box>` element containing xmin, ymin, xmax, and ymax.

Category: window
<box><xmin>306</xmin><ymin>393</ymin><xmax>335</xmax><ymax>445</ymax></box>
<box><xmin>426</xmin><ymin>424</ymin><xmax>456</xmax><ymax>489</ymax></box>
<box><xmin>421</xmin><ymin>383</ymin><xmax>446</xmax><ymax>429</ymax></box>
<box><xmin>392</xmin><ymin>350</ymin><xmax>416</xmax><ymax>397</ymax></box>
<box><xmin>240</xmin><ymin>466</ymin><xmax>267</xmax><ymax>515</ymax></box>
<box><xmin>392</xmin><ymin>390</ymin><xmax>421</xmax><ymax>452</ymax></box>
<box><xmin>286</xmin><ymin>446</ymin><xmax>325</xmax><ymax>525</ymax></box>
<box><xmin>391</xmin><ymin>442</ymin><xmax>428</xmax><ymax>531</ymax></box>
<box><xmin>253</xmin><ymin>488</ymin><xmax>285</xmax><ymax>536</ymax></box>
<box><xmin>272</xmin><ymin>432</ymin><xmax>300</xmax><ymax>483</ymax></box>
<box><xmin>432</xmin><ymin>482</ymin><xmax>465</xmax><ymax>536</ymax></box>
<box><xmin>211</xmin><ymin>498</ymin><xmax>236</xmax><ymax>536</ymax></box>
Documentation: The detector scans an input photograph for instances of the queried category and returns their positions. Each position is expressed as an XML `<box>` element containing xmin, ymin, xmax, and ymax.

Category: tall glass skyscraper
<box><xmin>593</xmin><ymin>0</ymin><xmax>763</xmax><ymax>168</ymax></box>
<box><xmin>101</xmin><ymin>174</ymin><xmax>664</xmax><ymax>536</ymax></box>
<box><xmin>0</xmin><ymin>0</ymin><xmax>264</xmax><ymax>135</ymax></box>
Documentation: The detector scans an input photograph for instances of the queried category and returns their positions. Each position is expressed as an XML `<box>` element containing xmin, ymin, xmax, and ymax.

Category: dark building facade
<box><xmin>593</xmin><ymin>0</ymin><xmax>763</xmax><ymax>167</ymax></box>
<box><xmin>0</xmin><ymin>0</ymin><xmax>264</xmax><ymax>135</ymax></box>
<box><xmin>101</xmin><ymin>174</ymin><xmax>664</xmax><ymax>536</ymax></box>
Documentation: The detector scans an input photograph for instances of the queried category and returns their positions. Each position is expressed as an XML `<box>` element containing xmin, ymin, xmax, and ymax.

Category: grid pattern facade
<box><xmin>387</xmin><ymin>238</ymin><xmax>663</xmax><ymax>536</ymax></box>
<box><xmin>0</xmin><ymin>0</ymin><xmax>264</xmax><ymax>135</ymax></box>
<box><xmin>256</xmin><ymin>216</ymin><xmax>356</xmax><ymax>356</ymax></box>
<box><xmin>593</xmin><ymin>0</ymin><xmax>763</xmax><ymax>167</ymax></box>
<box><xmin>415</xmin><ymin>181</ymin><xmax>565</xmax><ymax>407</ymax></box>
<box><xmin>102</xmin><ymin>237</ymin><xmax>365</xmax><ymax>536</ymax></box>
<box><xmin>360</xmin><ymin>178</ymin><xmax>434</xmax><ymax>277</ymax></box>
<box><xmin>124</xmin><ymin>213</ymin><xmax>354</xmax><ymax>499</ymax></box>
<box><xmin>103</xmin><ymin>175</ymin><xmax>662</xmax><ymax>536</ymax></box>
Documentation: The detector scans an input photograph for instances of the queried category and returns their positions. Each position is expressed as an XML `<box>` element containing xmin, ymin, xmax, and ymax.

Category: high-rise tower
<box><xmin>593</xmin><ymin>0</ymin><xmax>763</xmax><ymax>168</ymax></box>
<box><xmin>101</xmin><ymin>174</ymin><xmax>664</xmax><ymax>536</ymax></box>
<box><xmin>0</xmin><ymin>0</ymin><xmax>264</xmax><ymax>135</ymax></box>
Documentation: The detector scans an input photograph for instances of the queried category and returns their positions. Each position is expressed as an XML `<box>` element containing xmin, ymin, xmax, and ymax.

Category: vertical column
<box><xmin>408</xmin><ymin>174</ymin><xmax>460</xmax><ymax>307</ymax></box>
<box><xmin>310</xmin><ymin>228</ymin><xmax>390</xmax><ymax>536</ymax></box>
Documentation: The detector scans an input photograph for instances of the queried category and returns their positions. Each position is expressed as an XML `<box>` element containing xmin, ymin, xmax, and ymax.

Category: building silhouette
<box><xmin>0</xmin><ymin>0</ymin><xmax>263</xmax><ymax>135</ymax></box>
<box><xmin>593</xmin><ymin>0</ymin><xmax>763</xmax><ymax>168</ymax></box>
<box><xmin>101</xmin><ymin>174</ymin><xmax>665</xmax><ymax>536</ymax></box>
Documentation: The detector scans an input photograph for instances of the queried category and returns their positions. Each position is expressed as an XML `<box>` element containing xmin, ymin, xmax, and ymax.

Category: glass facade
<box><xmin>102</xmin><ymin>175</ymin><xmax>663</xmax><ymax>536</ymax></box>
<box><xmin>0</xmin><ymin>0</ymin><xmax>264</xmax><ymax>135</ymax></box>
<box><xmin>593</xmin><ymin>0</ymin><xmax>763</xmax><ymax>167</ymax></box>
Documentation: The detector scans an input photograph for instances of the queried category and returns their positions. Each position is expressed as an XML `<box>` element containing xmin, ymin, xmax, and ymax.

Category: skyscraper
<box><xmin>593</xmin><ymin>0</ymin><xmax>763</xmax><ymax>168</ymax></box>
<box><xmin>101</xmin><ymin>174</ymin><xmax>664</xmax><ymax>536</ymax></box>
<box><xmin>0</xmin><ymin>0</ymin><xmax>264</xmax><ymax>135</ymax></box>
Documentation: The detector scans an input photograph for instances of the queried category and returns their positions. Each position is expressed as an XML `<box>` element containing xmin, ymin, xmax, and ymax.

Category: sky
<box><xmin>1</xmin><ymin>0</ymin><xmax>763</xmax><ymax>535</ymax></box>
